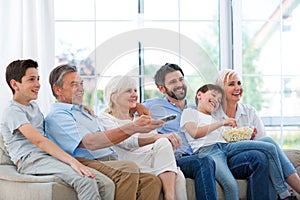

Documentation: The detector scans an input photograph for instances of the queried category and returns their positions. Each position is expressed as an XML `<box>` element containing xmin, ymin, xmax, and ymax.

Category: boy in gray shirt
<box><xmin>1</xmin><ymin>59</ymin><xmax>114</xmax><ymax>200</ymax></box>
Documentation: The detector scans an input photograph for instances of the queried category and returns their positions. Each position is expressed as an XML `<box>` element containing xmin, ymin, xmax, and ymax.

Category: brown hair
<box><xmin>195</xmin><ymin>84</ymin><xmax>224</xmax><ymax>106</ymax></box>
<box><xmin>5</xmin><ymin>59</ymin><xmax>38</xmax><ymax>94</ymax></box>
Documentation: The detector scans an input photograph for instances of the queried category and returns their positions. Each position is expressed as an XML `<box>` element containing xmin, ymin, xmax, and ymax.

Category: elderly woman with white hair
<box><xmin>213</xmin><ymin>69</ymin><xmax>300</xmax><ymax>199</ymax></box>
<box><xmin>99</xmin><ymin>75</ymin><xmax>187</xmax><ymax>200</ymax></box>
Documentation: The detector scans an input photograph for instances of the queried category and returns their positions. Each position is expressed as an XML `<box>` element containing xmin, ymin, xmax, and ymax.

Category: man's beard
<box><xmin>165</xmin><ymin>85</ymin><xmax>187</xmax><ymax>101</ymax></box>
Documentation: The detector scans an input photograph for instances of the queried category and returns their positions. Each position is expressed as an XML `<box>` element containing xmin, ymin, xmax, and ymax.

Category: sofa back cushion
<box><xmin>284</xmin><ymin>149</ymin><xmax>300</xmax><ymax>175</ymax></box>
<box><xmin>0</xmin><ymin>133</ymin><xmax>14</xmax><ymax>165</ymax></box>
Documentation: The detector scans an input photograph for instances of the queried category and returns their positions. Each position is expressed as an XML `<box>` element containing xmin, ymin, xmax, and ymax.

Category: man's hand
<box><xmin>129</xmin><ymin>103</ymin><xmax>151</xmax><ymax>117</ymax></box>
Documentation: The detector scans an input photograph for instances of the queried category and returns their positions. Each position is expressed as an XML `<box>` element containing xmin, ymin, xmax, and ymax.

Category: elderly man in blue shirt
<box><xmin>45</xmin><ymin>64</ymin><xmax>163</xmax><ymax>200</ymax></box>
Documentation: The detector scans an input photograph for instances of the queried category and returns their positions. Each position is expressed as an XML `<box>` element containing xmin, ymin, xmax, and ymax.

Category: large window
<box><xmin>54</xmin><ymin>0</ymin><xmax>300</xmax><ymax>149</ymax></box>
<box><xmin>54</xmin><ymin>0</ymin><xmax>220</xmax><ymax>110</ymax></box>
<box><xmin>232</xmin><ymin>0</ymin><xmax>300</xmax><ymax>148</ymax></box>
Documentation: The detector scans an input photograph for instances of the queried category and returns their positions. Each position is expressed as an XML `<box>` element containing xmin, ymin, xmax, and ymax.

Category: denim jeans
<box><xmin>176</xmin><ymin>154</ymin><xmax>217</xmax><ymax>200</ymax></box>
<box><xmin>228</xmin><ymin>150</ymin><xmax>271</xmax><ymax>200</ymax></box>
<box><xmin>198</xmin><ymin>144</ymin><xmax>239</xmax><ymax>200</ymax></box>
<box><xmin>225</xmin><ymin>140</ymin><xmax>289</xmax><ymax>194</ymax></box>
<box><xmin>259</xmin><ymin>137</ymin><xmax>296</xmax><ymax>178</ymax></box>
<box><xmin>198</xmin><ymin>140</ymin><xmax>289</xmax><ymax>200</ymax></box>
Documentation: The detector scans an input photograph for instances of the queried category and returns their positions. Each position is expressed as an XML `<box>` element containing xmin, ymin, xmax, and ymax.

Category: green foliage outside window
<box><xmin>242</xmin><ymin>34</ymin><xmax>264</xmax><ymax>111</ymax></box>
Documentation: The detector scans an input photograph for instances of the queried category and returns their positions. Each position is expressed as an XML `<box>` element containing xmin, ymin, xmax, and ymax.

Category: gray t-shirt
<box><xmin>1</xmin><ymin>100</ymin><xmax>44</xmax><ymax>164</ymax></box>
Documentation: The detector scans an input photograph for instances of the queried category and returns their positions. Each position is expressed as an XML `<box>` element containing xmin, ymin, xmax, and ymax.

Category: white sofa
<box><xmin>1</xmin><ymin>134</ymin><xmax>299</xmax><ymax>200</ymax></box>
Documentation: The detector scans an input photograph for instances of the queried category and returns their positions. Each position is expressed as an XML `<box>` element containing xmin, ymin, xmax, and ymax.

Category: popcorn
<box><xmin>222</xmin><ymin>127</ymin><xmax>253</xmax><ymax>142</ymax></box>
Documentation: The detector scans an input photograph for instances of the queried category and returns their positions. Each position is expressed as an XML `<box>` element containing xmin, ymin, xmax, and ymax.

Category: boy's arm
<box><xmin>184</xmin><ymin>118</ymin><xmax>237</xmax><ymax>139</ymax></box>
<box><xmin>184</xmin><ymin>121</ymin><xmax>221</xmax><ymax>139</ymax></box>
<box><xmin>18</xmin><ymin>123</ymin><xmax>95</xmax><ymax>178</ymax></box>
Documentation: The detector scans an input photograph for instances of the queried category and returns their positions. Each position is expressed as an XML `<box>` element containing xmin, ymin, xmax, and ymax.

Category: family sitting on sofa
<box><xmin>1</xmin><ymin>59</ymin><xmax>299</xmax><ymax>200</ymax></box>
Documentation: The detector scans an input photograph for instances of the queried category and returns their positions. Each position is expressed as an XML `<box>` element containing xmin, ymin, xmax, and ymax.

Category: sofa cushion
<box><xmin>186</xmin><ymin>178</ymin><xmax>247</xmax><ymax>200</ymax></box>
<box><xmin>283</xmin><ymin>149</ymin><xmax>300</xmax><ymax>170</ymax></box>
<box><xmin>0</xmin><ymin>133</ymin><xmax>14</xmax><ymax>165</ymax></box>
<box><xmin>0</xmin><ymin>148</ymin><xmax>14</xmax><ymax>165</ymax></box>
<box><xmin>0</xmin><ymin>165</ymin><xmax>61</xmax><ymax>183</ymax></box>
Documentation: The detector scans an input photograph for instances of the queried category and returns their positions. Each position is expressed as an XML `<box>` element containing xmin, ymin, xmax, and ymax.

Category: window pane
<box><xmin>282</xmin><ymin>77</ymin><xmax>300</xmax><ymax>116</ymax></box>
<box><xmin>143</xmin><ymin>48</ymin><xmax>218</xmax><ymax>103</ymax></box>
<box><xmin>181</xmin><ymin>22</ymin><xmax>219</xmax><ymax>68</ymax></box>
<box><xmin>95</xmin><ymin>0</ymin><xmax>137</xmax><ymax>20</ymax></box>
<box><xmin>282</xmin><ymin>5</ymin><xmax>300</xmax><ymax>76</ymax></box>
<box><xmin>240</xmin><ymin>0</ymin><xmax>300</xmax><ymax>138</ymax></box>
<box><xmin>242</xmin><ymin>0</ymin><xmax>281</xmax><ymax>20</ymax></box>
<box><xmin>95</xmin><ymin>22</ymin><xmax>136</xmax><ymax>46</ymax></box>
<box><xmin>55</xmin><ymin>0</ymin><xmax>95</xmax><ymax>20</ymax></box>
<box><xmin>83</xmin><ymin>77</ymin><xmax>97</xmax><ymax>109</ymax></box>
<box><xmin>55</xmin><ymin>22</ymin><xmax>95</xmax><ymax>72</ymax></box>
<box><xmin>242</xmin><ymin>21</ymin><xmax>282</xmax><ymax>75</ymax></box>
<box><xmin>267</xmin><ymin>127</ymin><xmax>300</xmax><ymax>149</ymax></box>
<box><xmin>244</xmin><ymin>76</ymin><xmax>281</xmax><ymax>116</ymax></box>
<box><xmin>96</xmin><ymin>51</ymin><xmax>139</xmax><ymax>82</ymax></box>
<box><xmin>180</xmin><ymin>0</ymin><xmax>219</xmax><ymax>20</ymax></box>
<box><xmin>144</xmin><ymin>0</ymin><xmax>179</xmax><ymax>20</ymax></box>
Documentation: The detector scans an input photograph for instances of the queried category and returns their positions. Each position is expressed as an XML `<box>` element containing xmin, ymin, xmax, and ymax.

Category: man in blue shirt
<box><xmin>143</xmin><ymin>63</ymin><xmax>271</xmax><ymax>200</ymax></box>
<box><xmin>45</xmin><ymin>64</ymin><xmax>163</xmax><ymax>200</ymax></box>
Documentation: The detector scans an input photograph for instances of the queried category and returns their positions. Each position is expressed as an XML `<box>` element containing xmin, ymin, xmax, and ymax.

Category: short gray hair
<box><xmin>49</xmin><ymin>64</ymin><xmax>77</xmax><ymax>98</ymax></box>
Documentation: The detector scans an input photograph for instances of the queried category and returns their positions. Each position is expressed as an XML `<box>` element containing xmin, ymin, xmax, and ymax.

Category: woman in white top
<box><xmin>99</xmin><ymin>75</ymin><xmax>187</xmax><ymax>200</ymax></box>
<box><xmin>213</xmin><ymin>69</ymin><xmax>300</xmax><ymax>196</ymax></box>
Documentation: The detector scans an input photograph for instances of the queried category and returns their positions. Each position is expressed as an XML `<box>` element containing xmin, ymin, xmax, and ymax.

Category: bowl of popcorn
<box><xmin>222</xmin><ymin>126</ymin><xmax>253</xmax><ymax>142</ymax></box>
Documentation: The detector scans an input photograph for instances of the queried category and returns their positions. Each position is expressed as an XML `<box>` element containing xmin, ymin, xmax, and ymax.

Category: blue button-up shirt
<box><xmin>45</xmin><ymin>102</ymin><xmax>117</xmax><ymax>160</ymax></box>
<box><xmin>143</xmin><ymin>97</ymin><xmax>193</xmax><ymax>156</ymax></box>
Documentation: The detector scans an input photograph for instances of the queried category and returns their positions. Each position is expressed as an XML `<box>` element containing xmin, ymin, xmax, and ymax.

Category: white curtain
<box><xmin>0</xmin><ymin>0</ymin><xmax>55</xmax><ymax>118</ymax></box>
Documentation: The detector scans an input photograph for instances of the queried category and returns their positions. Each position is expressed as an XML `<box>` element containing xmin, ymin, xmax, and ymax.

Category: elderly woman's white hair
<box><xmin>215</xmin><ymin>69</ymin><xmax>241</xmax><ymax>89</ymax></box>
<box><xmin>104</xmin><ymin>75</ymin><xmax>137</xmax><ymax>111</ymax></box>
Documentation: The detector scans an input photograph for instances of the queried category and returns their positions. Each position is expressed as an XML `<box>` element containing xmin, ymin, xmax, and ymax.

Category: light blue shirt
<box><xmin>45</xmin><ymin>102</ymin><xmax>117</xmax><ymax>160</ymax></box>
<box><xmin>143</xmin><ymin>97</ymin><xmax>193</xmax><ymax>156</ymax></box>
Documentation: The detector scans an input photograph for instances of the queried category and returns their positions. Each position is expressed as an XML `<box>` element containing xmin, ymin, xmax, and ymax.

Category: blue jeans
<box><xmin>228</xmin><ymin>150</ymin><xmax>271</xmax><ymax>200</ymax></box>
<box><xmin>176</xmin><ymin>154</ymin><xmax>217</xmax><ymax>200</ymax></box>
<box><xmin>259</xmin><ymin>137</ymin><xmax>296</xmax><ymax>178</ymax></box>
<box><xmin>198</xmin><ymin>140</ymin><xmax>288</xmax><ymax>200</ymax></box>
<box><xmin>198</xmin><ymin>144</ymin><xmax>239</xmax><ymax>200</ymax></box>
